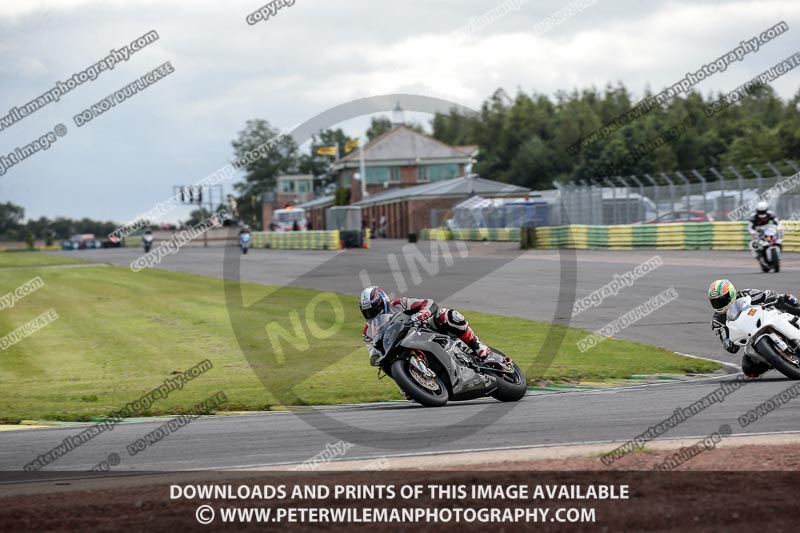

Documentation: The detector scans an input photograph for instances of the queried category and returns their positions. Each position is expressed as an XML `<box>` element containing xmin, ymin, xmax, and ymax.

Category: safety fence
<box><xmin>556</xmin><ymin>160</ymin><xmax>800</xmax><ymax>225</ymax></box>
<box><xmin>420</xmin><ymin>228</ymin><xmax>521</xmax><ymax>241</ymax></box>
<box><xmin>523</xmin><ymin>222</ymin><xmax>800</xmax><ymax>252</ymax></box>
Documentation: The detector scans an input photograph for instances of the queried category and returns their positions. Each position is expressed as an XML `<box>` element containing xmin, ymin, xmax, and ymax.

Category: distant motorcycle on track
<box><xmin>365</xmin><ymin>313</ymin><xmax>528</xmax><ymax>407</ymax></box>
<box><xmin>754</xmin><ymin>225</ymin><xmax>781</xmax><ymax>273</ymax></box>
<box><xmin>239</xmin><ymin>232</ymin><xmax>252</xmax><ymax>255</ymax></box>
<box><xmin>142</xmin><ymin>232</ymin><xmax>154</xmax><ymax>253</ymax></box>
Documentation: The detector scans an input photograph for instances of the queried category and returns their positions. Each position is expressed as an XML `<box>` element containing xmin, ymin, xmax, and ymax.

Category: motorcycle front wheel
<box><xmin>391</xmin><ymin>358</ymin><xmax>448</xmax><ymax>407</ymax></box>
<box><xmin>755</xmin><ymin>337</ymin><xmax>800</xmax><ymax>379</ymax></box>
<box><xmin>482</xmin><ymin>348</ymin><xmax>528</xmax><ymax>402</ymax></box>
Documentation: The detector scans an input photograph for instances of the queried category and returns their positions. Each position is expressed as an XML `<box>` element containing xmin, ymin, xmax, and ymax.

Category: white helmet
<box><xmin>756</xmin><ymin>201</ymin><xmax>769</xmax><ymax>213</ymax></box>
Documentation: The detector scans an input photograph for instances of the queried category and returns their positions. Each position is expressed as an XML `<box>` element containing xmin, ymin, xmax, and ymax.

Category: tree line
<box><xmin>0</xmin><ymin>202</ymin><xmax>121</xmax><ymax>243</ymax></box>
<box><xmin>430</xmin><ymin>84</ymin><xmax>800</xmax><ymax>190</ymax></box>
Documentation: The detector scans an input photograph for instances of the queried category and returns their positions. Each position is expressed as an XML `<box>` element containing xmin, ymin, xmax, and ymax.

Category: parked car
<box><xmin>643</xmin><ymin>210</ymin><xmax>713</xmax><ymax>224</ymax></box>
<box><xmin>61</xmin><ymin>233</ymin><xmax>100</xmax><ymax>250</ymax></box>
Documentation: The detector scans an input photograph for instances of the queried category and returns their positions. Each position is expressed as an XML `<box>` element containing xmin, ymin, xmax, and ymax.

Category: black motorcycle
<box><xmin>366</xmin><ymin>313</ymin><xmax>528</xmax><ymax>407</ymax></box>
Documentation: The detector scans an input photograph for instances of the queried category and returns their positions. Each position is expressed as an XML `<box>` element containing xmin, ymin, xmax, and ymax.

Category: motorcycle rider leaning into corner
<box><xmin>708</xmin><ymin>279</ymin><xmax>800</xmax><ymax>378</ymax></box>
<box><xmin>748</xmin><ymin>200</ymin><xmax>780</xmax><ymax>257</ymax></box>
<box><xmin>359</xmin><ymin>286</ymin><xmax>491</xmax><ymax>361</ymax></box>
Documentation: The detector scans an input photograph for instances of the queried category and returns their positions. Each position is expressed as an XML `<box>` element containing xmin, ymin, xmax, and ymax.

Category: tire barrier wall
<box><xmin>521</xmin><ymin>222</ymin><xmax>783</xmax><ymax>251</ymax></box>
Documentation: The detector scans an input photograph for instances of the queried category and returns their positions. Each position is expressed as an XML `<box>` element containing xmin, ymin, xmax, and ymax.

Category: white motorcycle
<box><xmin>143</xmin><ymin>233</ymin><xmax>154</xmax><ymax>253</ymax></box>
<box><xmin>753</xmin><ymin>225</ymin><xmax>781</xmax><ymax>273</ymax></box>
<box><xmin>726</xmin><ymin>295</ymin><xmax>800</xmax><ymax>379</ymax></box>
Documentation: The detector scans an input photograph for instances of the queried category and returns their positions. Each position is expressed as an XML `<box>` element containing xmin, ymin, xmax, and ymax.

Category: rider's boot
<box><xmin>742</xmin><ymin>355</ymin><xmax>769</xmax><ymax>379</ymax></box>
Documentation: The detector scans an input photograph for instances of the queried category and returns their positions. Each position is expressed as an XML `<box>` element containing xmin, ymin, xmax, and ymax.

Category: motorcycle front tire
<box><xmin>483</xmin><ymin>348</ymin><xmax>528</xmax><ymax>402</ymax></box>
<box><xmin>755</xmin><ymin>337</ymin><xmax>800</xmax><ymax>379</ymax></box>
<box><xmin>391</xmin><ymin>358</ymin><xmax>448</xmax><ymax>407</ymax></box>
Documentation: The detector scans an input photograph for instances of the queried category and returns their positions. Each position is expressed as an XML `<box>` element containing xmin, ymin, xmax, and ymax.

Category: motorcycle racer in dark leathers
<box><xmin>359</xmin><ymin>286</ymin><xmax>490</xmax><ymax>360</ymax></box>
<box><xmin>748</xmin><ymin>201</ymin><xmax>780</xmax><ymax>257</ymax></box>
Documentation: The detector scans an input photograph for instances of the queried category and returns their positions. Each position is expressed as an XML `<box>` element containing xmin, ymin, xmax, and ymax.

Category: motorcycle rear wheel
<box><xmin>391</xmin><ymin>358</ymin><xmax>448</xmax><ymax>407</ymax></box>
<box><xmin>755</xmin><ymin>337</ymin><xmax>800</xmax><ymax>379</ymax></box>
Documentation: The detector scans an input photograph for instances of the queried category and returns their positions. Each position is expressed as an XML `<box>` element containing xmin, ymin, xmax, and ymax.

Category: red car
<box><xmin>643</xmin><ymin>210</ymin><xmax>713</xmax><ymax>224</ymax></box>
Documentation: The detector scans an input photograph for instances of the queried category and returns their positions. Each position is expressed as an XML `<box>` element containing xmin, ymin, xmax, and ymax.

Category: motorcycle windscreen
<box><xmin>364</xmin><ymin>314</ymin><xmax>392</xmax><ymax>354</ymax></box>
<box><xmin>381</xmin><ymin>322</ymin><xmax>408</xmax><ymax>355</ymax></box>
<box><xmin>726</xmin><ymin>297</ymin><xmax>751</xmax><ymax>322</ymax></box>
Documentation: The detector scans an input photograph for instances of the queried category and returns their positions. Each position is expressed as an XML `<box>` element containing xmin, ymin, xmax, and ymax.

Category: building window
<box><xmin>365</xmin><ymin>167</ymin><xmax>390</xmax><ymax>184</ymax></box>
<box><xmin>389</xmin><ymin>167</ymin><xmax>400</xmax><ymax>182</ymax></box>
<box><xmin>419</xmin><ymin>164</ymin><xmax>458</xmax><ymax>182</ymax></box>
<box><xmin>298</xmin><ymin>181</ymin><xmax>309</xmax><ymax>193</ymax></box>
<box><xmin>280</xmin><ymin>180</ymin><xmax>295</xmax><ymax>193</ymax></box>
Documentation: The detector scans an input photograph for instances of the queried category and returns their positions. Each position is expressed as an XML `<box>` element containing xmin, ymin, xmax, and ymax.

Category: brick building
<box><xmin>295</xmin><ymin>194</ymin><xmax>334</xmax><ymax>231</ymax></box>
<box><xmin>261</xmin><ymin>174</ymin><xmax>315</xmax><ymax>230</ymax></box>
<box><xmin>352</xmin><ymin>175</ymin><xmax>530</xmax><ymax>238</ymax></box>
<box><xmin>331</xmin><ymin>123</ymin><xmax>476</xmax><ymax>204</ymax></box>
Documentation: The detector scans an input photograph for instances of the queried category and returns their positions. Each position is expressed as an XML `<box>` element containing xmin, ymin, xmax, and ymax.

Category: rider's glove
<box><xmin>786</xmin><ymin>294</ymin><xmax>799</xmax><ymax>307</ymax></box>
<box><xmin>475</xmin><ymin>342</ymin><xmax>491</xmax><ymax>360</ymax></box>
<box><xmin>410</xmin><ymin>309</ymin><xmax>432</xmax><ymax>326</ymax></box>
<box><xmin>723</xmin><ymin>339</ymin><xmax>739</xmax><ymax>354</ymax></box>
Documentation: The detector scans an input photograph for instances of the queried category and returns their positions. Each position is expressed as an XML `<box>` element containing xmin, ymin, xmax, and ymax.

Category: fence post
<box><xmin>674</xmin><ymin>171</ymin><xmax>691</xmax><ymax>212</ymax></box>
<box><xmin>552</xmin><ymin>181</ymin><xmax>564</xmax><ymax>226</ymax></box>
<box><xmin>690</xmin><ymin>169</ymin><xmax>708</xmax><ymax>217</ymax></box>
<box><xmin>617</xmin><ymin>177</ymin><xmax>631</xmax><ymax>224</ymax></box>
<box><xmin>709</xmin><ymin>167</ymin><xmax>726</xmax><ymax>218</ymax></box>
<box><xmin>728</xmin><ymin>166</ymin><xmax>746</xmax><ymax>208</ymax></box>
<box><xmin>661</xmin><ymin>173</ymin><xmax>675</xmax><ymax>214</ymax></box>
<box><xmin>629</xmin><ymin>174</ymin><xmax>645</xmax><ymax>222</ymax></box>
<box><xmin>603</xmin><ymin>178</ymin><xmax>616</xmax><ymax>225</ymax></box>
<box><xmin>767</xmin><ymin>161</ymin><xmax>783</xmax><ymax>178</ymax></box>
<box><xmin>644</xmin><ymin>174</ymin><xmax>658</xmax><ymax>217</ymax></box>
<box><xmin>580</xmin><ymin>180</ymin><xmax>591</xmax><ymax>225</ymax></box>
<box><xmin>578</xmin><ymin>180</ymin><xmax>593</xmax><ymax>224</ymax></box>
<box><xmin>747</xmin><ymin>164</ymin><xmax>763</xmax><ymax>196</ymax></box>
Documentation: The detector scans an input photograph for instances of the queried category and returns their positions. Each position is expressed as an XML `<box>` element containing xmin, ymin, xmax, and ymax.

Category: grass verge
<box><xmin>0</xmin><ymin>265</ymin><xmax>720</xmax><ymax>422</ymax></box>
<box><xmin>0</xmin><ymin>251</ymin><xmax>88</xmax><ymax>268</ymax></box>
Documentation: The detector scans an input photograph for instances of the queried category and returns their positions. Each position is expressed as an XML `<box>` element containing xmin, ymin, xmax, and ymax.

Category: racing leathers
<box><xmin>361</xmin><ymin>297</ymin><xmax>490</xmax><ymax>359</ymax></box>
<box><xmin>712</xmin><ymin>288</ymin><xmax>800</xmax><ymax>377</ymax></box>
<box><xmin>749</xmin><ymin>210</ymin><xmax>780</xmax><ymax>257</ymax></box>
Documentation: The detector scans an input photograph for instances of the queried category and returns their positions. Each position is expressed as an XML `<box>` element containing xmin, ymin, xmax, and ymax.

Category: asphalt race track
<box><xmin>3</xmin><ymin>241</ymin><xmax>800</xmax><ymax>474</ymax></box>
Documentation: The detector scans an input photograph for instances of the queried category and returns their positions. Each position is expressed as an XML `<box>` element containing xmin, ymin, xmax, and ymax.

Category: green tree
<box><xmin>366</xmin><ymin>116</ymin><xmax>425</xmax><ymax>141</ymax></box>
<box><xmin>0</xmin><ymin>202</ymin><xmax>24</xmax><ymax>240</ymax></box>
<box><xmin>366</xmin><ymin>116</ymin><xmax>392</xmax><ymax>141</ymax></box>
<box><xmin>185</xmin><ymin>208</ymin><xmax>212</xmax><ymax>226</ymax></box>
<box><xmin>231</xmin><ymin>119</ymin><xmax>298</xmax><ymax>224</ymax></box>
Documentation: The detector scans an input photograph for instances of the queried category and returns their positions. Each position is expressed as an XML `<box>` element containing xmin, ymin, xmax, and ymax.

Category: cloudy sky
<box><xmin>0</xmin><ymin>0</ymin><xmax>798</xmax><ymax>223</ymax></box>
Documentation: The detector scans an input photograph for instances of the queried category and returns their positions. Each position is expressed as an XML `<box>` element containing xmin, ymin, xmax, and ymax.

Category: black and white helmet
<box><xmin>359</xmin><ymin>286</ymin><xmax>390</xmax><ymax>320</ymax></box>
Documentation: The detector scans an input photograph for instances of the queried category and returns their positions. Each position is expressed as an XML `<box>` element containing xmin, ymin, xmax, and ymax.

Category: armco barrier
<box><xmin>525</xmin><ymin>222</ymin><xmax>758</xmax><ymax>250</ymax></box>
<box><xmin>251</xmin><ymin>230</ymin><xmax>341</xmax><ymax>250</ymax></box>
